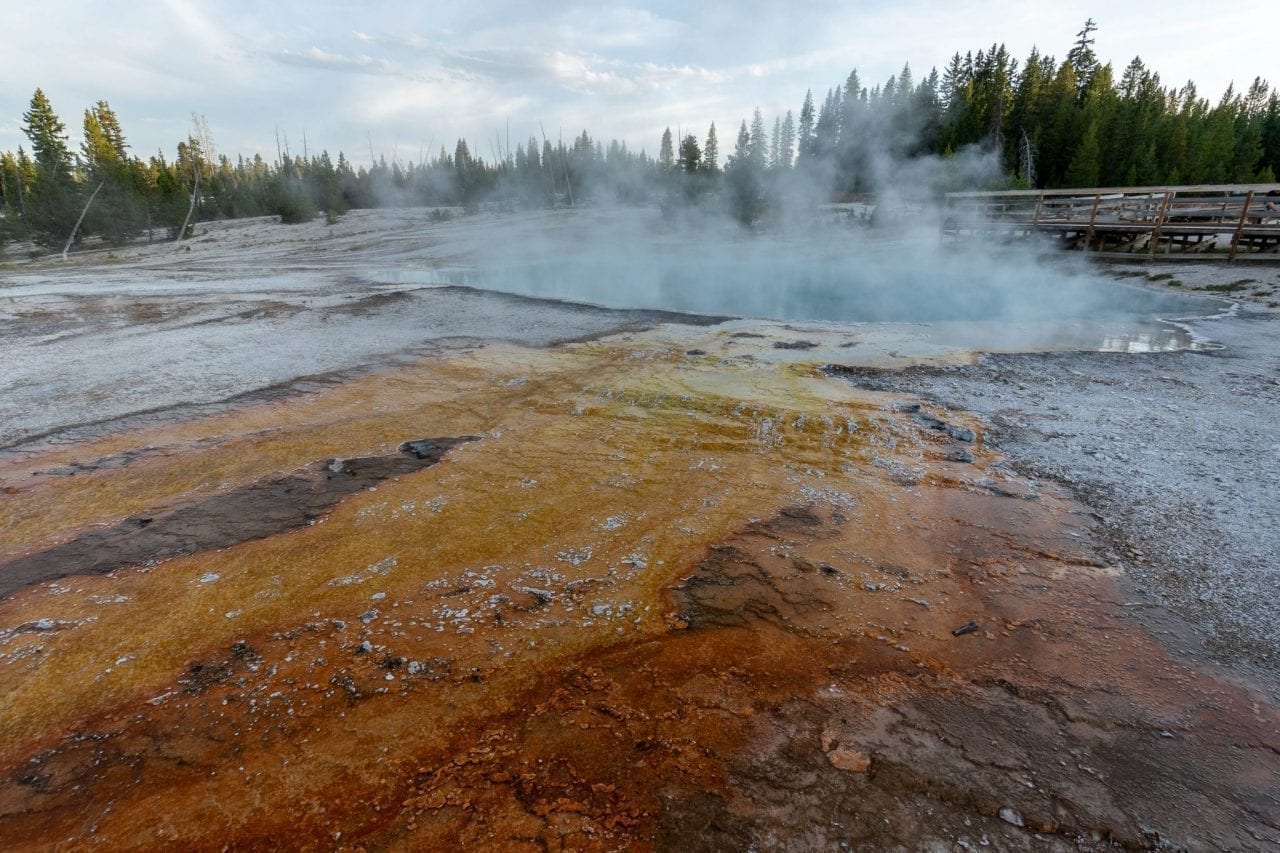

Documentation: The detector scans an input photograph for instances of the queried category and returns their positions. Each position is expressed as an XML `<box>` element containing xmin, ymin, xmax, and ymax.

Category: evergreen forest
<box><xmin>2</xmin><ymin>20</ymin><xmax>1278</xmax><ymax>249</ymax></box>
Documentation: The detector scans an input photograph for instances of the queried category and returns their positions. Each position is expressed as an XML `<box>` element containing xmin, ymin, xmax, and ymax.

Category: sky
<box><xmin>1</xmin><ymin>1</ymin><xmax>1271</xmax><ymax>167</ymax></box>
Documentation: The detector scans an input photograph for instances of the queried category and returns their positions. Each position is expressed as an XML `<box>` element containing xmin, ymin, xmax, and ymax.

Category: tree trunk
<box><xmin>175</xmin><ymin>167</ymin><xmax>200</xmax><ymax>244</ymax></box>
<box><xmin>61</xmin><ymin>181</ymin><xmax>104</xmax><ymax>261</ymax></box>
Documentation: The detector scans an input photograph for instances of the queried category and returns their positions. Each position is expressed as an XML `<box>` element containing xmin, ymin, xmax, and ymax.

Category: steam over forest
<box><xmin>2</xmin><ymin>20</ymin><xmax>1278</xmax><ymax>249</ymax></box>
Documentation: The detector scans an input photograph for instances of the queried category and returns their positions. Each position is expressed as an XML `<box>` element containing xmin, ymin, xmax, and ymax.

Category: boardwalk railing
<box><xmin>943</xmin><ymin>184</ymin><xmax>1280</xmax><ymax>260</ymax></box>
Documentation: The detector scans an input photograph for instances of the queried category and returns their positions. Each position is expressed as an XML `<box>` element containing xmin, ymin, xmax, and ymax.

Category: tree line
<box><xmin>2</xmin><ymin>20</ymin><xmax>1277</xmax><ymax>248</ymax></box>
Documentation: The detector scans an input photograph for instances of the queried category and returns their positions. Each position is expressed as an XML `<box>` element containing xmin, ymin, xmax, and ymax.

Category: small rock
<box><xmin>359</xmin><ymin>609</ymin><xmax>379</xmax><ymax>624</ymax></box>
<box><xmin>952</xmin><ymin>621</ymin><xmax>979</xmax><ymax>636</ymax></box>
<box><xmin>911</xmin><ymin>412</ymin><xmax>947</xmax><ymax>431</ymax></box>
<box><xmin>356</xmin><ymin>640</ymin><xmax>373</xmax><ymax>654</ymax></box>
<box><xmin>400</xmin><ymin>439</ymin><xmax>437</xmax><ymax>459</ymax></box>
<box><xmin>827</xmin><ymin>747</ymin><xmax>871</xmax><ymax>773</ymax></box>
<box><xmin>998</xmin><ymin>807</ymin><xmax>1024</xmax><ymax>827</ymax></box>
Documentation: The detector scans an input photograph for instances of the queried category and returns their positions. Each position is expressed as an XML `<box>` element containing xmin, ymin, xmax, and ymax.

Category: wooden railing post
<box><xmin>1147</xmin><ymin>190</ymin><xmax>1174</xmax><ymax>258</ymax></box>
<box><xmin>1228</xmin><ymin>190</ymin><xmax>1254</xmax><ymax>262</ymax></box>
<box><xmin>1084</xmin><ymin>193</ymin><xmax>1102</xmax><ymax>250</ymax></box>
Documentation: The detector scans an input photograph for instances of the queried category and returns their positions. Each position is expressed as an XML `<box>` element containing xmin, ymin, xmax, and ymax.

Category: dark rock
<box><xmin>910</xmin><ymin>412</ymin><xmax>975</xmax><ymax>442</ymax></box>
<box><xmin>910</xmin><ymin>412</ymin><xmax>946</xmax><ymax>430</ymax></box>
<box><xmin>0</xmin><ymin>436</ymin><xmax>479</xmax><ymax>601</ymax></box>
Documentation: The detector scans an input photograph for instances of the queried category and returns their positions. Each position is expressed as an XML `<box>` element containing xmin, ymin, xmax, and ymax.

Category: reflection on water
<box><xmin>1098</xmin><ymin>327</ymin><xmax>1217</xmax><ymax>353</ymax></box>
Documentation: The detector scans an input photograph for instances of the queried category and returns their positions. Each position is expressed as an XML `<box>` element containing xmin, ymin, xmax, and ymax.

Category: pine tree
<box><xmin>839</xmin><ymin>70</ymin><xmax>863</xmax><ymax>143</ymax></box>
<box><xmin>0</xmin><ymin>151</ymin><xmax>31</xmax><ymax>243</ymax></box>
<box><xmin>915</xmin><ymin>68</ymin><xmax>944</xmax><ymax>152</ymax></box>
<box><xmin>896</xmin><ymin>63</ymin><xmax>914</xmax><ymax>108</ymax></box>
<box><xmin>702</xmin><ymin>123</ymin><xmax>719</xmax><ymax>173</ymax></box>
<box><xmin>21</xmin><ymin>88</ymin><xmax>79</xmax><ymax>245</ymax></box>
<box><xmin>725</xmin><ymin>119</ymin><xmax>764</xmax><ymax>224</ymax></box>
<box><xmin>1063</xmin><ymin>118</ymin><xmax>1101</xmax><ymax>186</ymax></box>
<box><xmin>658</xmin><ymin>128</ymin><xmax>674</xmax><ymax>172</ymax></box>
<box><xmin>779</xmin><ymin>111</ymin><xmax>795</xmax><ymax>170</ymax></box>
<box><xmin>454</xmin><ymin>138</ymin><xmax>474</xmax><ymax>206</ymax></box>
<box><xmin>941</xmin><ymin>52</ymin><xmax>969</xmax><ymax>112</ymax></box>
<box><xmin>748</xmin><ymin>108</ymin><xmax>768</xmax><ymax>168</ymax></box>
<box><xmin>677</xmin><ymin>134</ymin><xmax>701</xmax><ymax>173</ymax></box>
<box><xmin>813</xmin><ymin>88</ymin><xmax>839</xmax><ymax>158</ymax></box>
<box><xmin>23</xmin><ymin>89</ymin><xmax>72</xmax><ymax>180</ymax></box>
<box><xmin>1232</xmin><ymin>78</ymin><xmax>1268</xmax><ymax>180</ymax></box>
<box><xmin>796</xmin><ymin>90</ymin><xmax>816</xmax><ymax>163</ymax></box>
<box><xmin>81</xmin><ymin>101</ymin><xmax>145</xmax><ymax>244</ymax></box>
<box><xmin>1067</xmin><ymin>19</ymin><xmax>1099</xmax><ymax>97</ymax></box>
<box><xmin>1261</xmin><ymin>92</ymin><xmax>1280</xmax><ymax>178</ymax></box>
<box><xmin>769</xmin><ymin>116</ymin><xmax>782</xmax><ymax>170</ymax></box>
<box><xmin>1040</xmin><ymin>60</ymin><xmax>1080</xmax><ymax>184</ymax></box>
<box><xmin>731</xmin><ymin>121</ymin><xmax>750</xmax><ymax>165</ymax></box>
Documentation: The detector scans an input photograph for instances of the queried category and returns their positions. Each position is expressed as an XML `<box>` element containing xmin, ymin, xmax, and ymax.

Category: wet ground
<box><xmin>827</xmin><ymin>290</ymin><xmax>1280</xmax><ymax>688</ymax></box>
<box><xmin>0</xmin><ymin>210</ymin><xmax>1277</xmax><ymax>849</ymax></box>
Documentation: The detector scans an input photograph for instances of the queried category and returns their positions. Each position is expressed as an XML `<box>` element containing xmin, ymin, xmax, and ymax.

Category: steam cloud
<box><xmin>438</xmin><ymin>142</ymin><xmax>1207</xmax><ymax>330</ymax></box>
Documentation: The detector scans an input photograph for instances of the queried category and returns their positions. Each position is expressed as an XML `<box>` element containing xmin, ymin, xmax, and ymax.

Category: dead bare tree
<box><xmin>559</xmin><ymin>128</ymin><xmax>574</xmax><ymax>207</ymax></box>
<box><xmin>192</xmin><ymin>113</ymin><xmax>217</xmax><ymax>170</ymax></box>
<box><xmin>541</xmin><ymin>123</ymin><xmax>573</xmax><ymax>207</ymax></box>
<box><xmin>175</xmin><ymin>166</ymin><xmax>200</xmax><ymax>244</ymax></box>
<box><xmin>539</xmin><ymin>123</ymin><xmax>554</xmax><ymax>206</ymax></box>
<box><xmin>61</xmin><ymin>181</ymin><xmax>104</xmax><ymax>261</ymax></box>
<box><xmin>1019</xmin><ymin>129</ymin><xmax>1037</xmax><ymax>189</ymax></box>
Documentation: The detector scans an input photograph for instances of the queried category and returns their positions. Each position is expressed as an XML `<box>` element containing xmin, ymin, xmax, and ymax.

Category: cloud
<box><xmin>0</xmin><ymin>1</ymin><xmax>1269</xmax><ymax>169</ymax></box>
<box><xmin>268</xmin><ymin>47</ymin><xmax>401</xmax><ymax>77</ymax></box>
<box><xmin>351</xmin><ymin>31</ymin><xmax>732</xmax><ymax>98</ymax></box>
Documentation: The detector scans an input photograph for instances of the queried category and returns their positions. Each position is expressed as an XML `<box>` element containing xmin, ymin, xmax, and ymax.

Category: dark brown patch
<box><xmin>671</xmin><ymin>505</ymin><xmax>842</xmax><ymax>633</ymax></box>
<box><xmin>0</xmin><ymin>437</ymin><xmax>477</xmax><ymax>599</ymax></box>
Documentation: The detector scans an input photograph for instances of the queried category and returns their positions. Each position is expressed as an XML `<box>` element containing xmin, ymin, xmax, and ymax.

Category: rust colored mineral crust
<box><xmin>0</xmin><ymin>339</ymin><xmax>1276</xmax><ymax>850</ymax></box>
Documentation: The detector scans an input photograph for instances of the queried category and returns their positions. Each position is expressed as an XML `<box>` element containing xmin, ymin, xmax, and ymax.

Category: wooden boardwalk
<box><xmin>944</xmin><ymin>184</ymin><xmax>1280</xmax><ymax>261</ymax></box>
